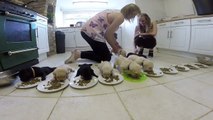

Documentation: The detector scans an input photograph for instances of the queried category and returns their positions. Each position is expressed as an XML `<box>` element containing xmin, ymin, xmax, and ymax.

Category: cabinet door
<box><xmin>37</xmin><ymin>23</ymin><xmax>49</xmax><ymax>54</ymax></box>
<box><xmin>75</xmin><ymin>28</ymin><xmax>89</xmax><ymax>47</ymax></box>
<box><xmin>156</xmin><ymin>27</ymin><xmax>170</xmax><ymax>49</ymax></box>
<box><xmin>190</xmin><ymin>25</ymin><xmax>213</xmax><ymax>56</ymax></box>
<box><xmin>65</xmin><ymin>31</ymin><xmax>76</xmax><ymax>48</ymax></box>
<box><xmin>170</xmin><ymin>26</ymin><xmax>190</xmax><ymax>51</ymax></box>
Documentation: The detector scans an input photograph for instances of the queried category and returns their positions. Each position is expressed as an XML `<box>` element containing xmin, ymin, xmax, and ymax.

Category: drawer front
<box><xmin>191</xmin><ymin>17</ymin><xmax>213</xmax><ymax>25</ymax></box>
<box><xmin>170</xmin><ymin>19</ymin><xmax>190</xmax><ymax>27</ymax></box>
<box><xmin>157</xmin><ymin>22</ymin><xmax>171</xmax><ymax>28</ymax></box>
<box><xmin>36</xmin><ymin>15</ymin><xmax>47</xmax><ymax>25</ymax></box>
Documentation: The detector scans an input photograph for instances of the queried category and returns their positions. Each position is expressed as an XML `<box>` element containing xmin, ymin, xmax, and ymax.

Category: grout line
<box><xmin>47</xmin><ymin>89</ymin><xmax>64</xmax><ymax>120</ymax></box>
<box><xmin>113</xmin><ymin>86</ymin><xmax>134</xmax><ymax>120</ymax></box>
<box><xmin>162</xmin><ymin>84</ymin><xmax>213</xmax><ymax>110</ymax></box>
<box><xmin>195</xmin><ymin>109</ymin><xmax>213</xmax><ymax>120</ymax></box>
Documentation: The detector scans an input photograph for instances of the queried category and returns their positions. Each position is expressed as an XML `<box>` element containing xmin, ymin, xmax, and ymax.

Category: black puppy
<box><xmin>18</xmin><ymin>66</ymin><xmax>56</xmax><ymax>82</ymax></box>
<box><xmin>75</xmin><ymin>64</ymin><xmax>98</xmax><ymax>80</ymax></box>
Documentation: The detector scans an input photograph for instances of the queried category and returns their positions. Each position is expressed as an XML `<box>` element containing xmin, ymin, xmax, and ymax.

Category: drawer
<box><xmin>170</xmin><ymin>19</ymin><xmax>190</xmax><ymax>27</ymax></box>
<box><xmin>157</xmin><ymin>22</ymin><xmax>171</xmax><ymax>28</ymax></box>
<box><xmin>36</xmin><ymin>14</ymin><xmax>47</xmax><ymax>25</ymax></box>
<box><xmin>191</xmin><ymin>17</ymin><xmax>213</xmax><ymax>25</ymax></box>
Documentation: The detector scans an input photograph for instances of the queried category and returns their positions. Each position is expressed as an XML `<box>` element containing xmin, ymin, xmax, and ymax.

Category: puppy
<box><xmin>53</xmin><ymin>66</ymin><xmax>73</xmax><ymax>82</ymax></box>
<box><xmin>75</xmin><ymin>64</ymin><xmax>98</xmax><ymax>80</ymax></box>
<box><xmin>128</xmin><ymin>61</ymin><xmax>142</xmax><ymax>78</ymax></box>
<box><xmin>18</xmin><ymin>66</ymin><xmax>56</xmax><ymax>82</ymax></box>
<box><xmin>143</xmin><ymin>59</ymin><xmax>154</xmax><ymax>72</ymax></box>
<box><xmin>98</xmin><ymin>61</ymin><xmax>113</xmax><ymax>78</ymax></box>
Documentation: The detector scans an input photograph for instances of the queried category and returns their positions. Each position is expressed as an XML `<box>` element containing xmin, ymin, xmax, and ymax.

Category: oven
<box><xmin>0</xmin><ymin>0</ymin><xmax>39</xmax><ymax>85</ymax></box>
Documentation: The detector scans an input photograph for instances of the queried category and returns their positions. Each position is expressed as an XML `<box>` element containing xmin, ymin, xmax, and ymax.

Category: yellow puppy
<box><xmin>53</xmin><ymin>67</ymin><xmax>73</xmax><ymax>82</ymax></box>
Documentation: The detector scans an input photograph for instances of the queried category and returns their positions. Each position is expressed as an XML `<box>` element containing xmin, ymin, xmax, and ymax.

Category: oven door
<box><xmin>0</xmin><ymin>14</ymin><xmax>38</xmax><ymax>71</ymax></box>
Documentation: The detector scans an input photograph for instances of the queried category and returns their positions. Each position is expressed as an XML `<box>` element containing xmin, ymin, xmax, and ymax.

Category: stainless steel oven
<box><xmin>0</xmin><ymin>0</ymin><xmax>39</xmax><ymax>85</ymax></box>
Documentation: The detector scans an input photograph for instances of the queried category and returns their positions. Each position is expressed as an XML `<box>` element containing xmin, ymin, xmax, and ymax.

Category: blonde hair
<box><xmin>121</xmin><ymin>3</ymin><xmax>141</xmax><ymax>21</ymax></box>
<box><xmin>138</xmin><ymin>13</ymin><xmax>152</xmax><ymax>33</ymax></box>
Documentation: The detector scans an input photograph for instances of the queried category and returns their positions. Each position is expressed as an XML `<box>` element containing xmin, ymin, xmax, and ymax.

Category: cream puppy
<box><xmin>53</xmin><ymin>66</ymin><xmax>73</xmax><ymax>82</ymax></box>
<box><xmin>98</xmin><ymin>61</ymin><xmax>113</xmax><ymax>78</ymax></box>
<box><xmin>128</xmin><ymin>61</ymin><xmax>142</xmax><ymax>77</ymax></box>
<box><xmin>143</xmin><ymin>59</ymin><xmax>154</xmax><ymax>72</ymax></box>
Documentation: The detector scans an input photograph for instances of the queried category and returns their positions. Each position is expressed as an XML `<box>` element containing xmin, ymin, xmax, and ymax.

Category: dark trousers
<box><xmin>134</xmin><ymin>35</ymin><xmax>156</xmax><ymax>49</ymax></box>
<box><xmin>80</xmin><ymin>32</ymin><xmax>111</xmax><ymax>62</ymax></box>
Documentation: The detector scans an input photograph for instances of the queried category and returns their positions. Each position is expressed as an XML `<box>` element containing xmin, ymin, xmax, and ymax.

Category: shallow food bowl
<box><xmin>197</xmin><ymin>56</ymin><xmax>213</xmax><ymax>66</ymax></box>
<box><xmin>0</xmin><ymin>70</ymin><xmax>18</xmax><ymax>86</ymax></box>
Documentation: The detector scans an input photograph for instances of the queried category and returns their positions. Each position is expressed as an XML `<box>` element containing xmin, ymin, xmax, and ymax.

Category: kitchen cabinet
<box><xmin>190</xmin><ymin>17</ymin><xmax>213</xmax><ymax>56</ymax></box>
<box><xmin>36</xmin><ymin>14</ymin><xmax>49</xmax><ymax>54</ymax></box>
<box><xmin>156</xmin><ymin>22</ymin><xmax>171</xmax><ymax>49</ymax></box>
<box><xmin>75</xmin><ymin>28</ymin><xmax>89</xmax><ymax>47</ymax></box>
<box><xmin>169</xmin><ymin>20</ymin><xmax>191</xmax><ymax>51</ymax></box>
<box><xmin>156</xmin><ymin>19</ymin><xmax>191</xmax><ymax>52</ymax></box>
<box><xmin>57</xmin><ymin>27</ymin><xmax>122</xmax><ymax>50</ymax></box>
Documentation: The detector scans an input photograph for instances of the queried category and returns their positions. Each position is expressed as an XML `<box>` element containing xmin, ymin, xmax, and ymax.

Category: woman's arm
<box><xmin>134</xmin><ymin>26</ymin><xmax>141</xmax><ymax>37</ymax></box>
<box><xmin>141</xmin><ymin>21</ymin><xmax>157</xmax><ymax>36</ymax></box>
<box><xmin>105</xmin><ymin>13</ymin><xmax>124</xmax><ymax>53</ymax></box>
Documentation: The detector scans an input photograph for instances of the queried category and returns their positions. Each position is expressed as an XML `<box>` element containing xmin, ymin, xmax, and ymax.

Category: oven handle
<box><xmin>5</xmin><ymin>11</ymin><xmax>36</xmax><ymax>22</ymax></box>
<box><xmin>8</xmin><ymin>48</ymin><xmax>38</xmax><ymax>56</ymax></box>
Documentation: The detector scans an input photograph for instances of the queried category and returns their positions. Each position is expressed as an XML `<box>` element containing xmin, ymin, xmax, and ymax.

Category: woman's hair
<box><xmin>138</xmin><ymin>13</ymin><xmax>152</xmax><ymax>33</ymax></box>
<box><xmin>121</xmin><ymin>3</ymin><xmax>141</xmax><ymax>21</ymax></box>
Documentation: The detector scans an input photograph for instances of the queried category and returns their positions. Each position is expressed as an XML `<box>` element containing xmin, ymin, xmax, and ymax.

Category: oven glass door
<box><xmin>0</xmin><ymin>15</ymin><xmax>38</xmax><ymax>71</ymax></box>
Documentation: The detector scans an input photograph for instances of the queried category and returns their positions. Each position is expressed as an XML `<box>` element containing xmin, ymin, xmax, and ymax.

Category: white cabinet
<box><xmin>156</xmin><ymin>22</ymin><xmax>171</xmax><ymax>49</ymax></box>
<box><xmin>36</xmin><ymin>14</ymin><xmax>49</xmax><ymax>54</ymax></box>
<box><xmin>59</xmin><ymin>28</ymin><xmax>76</xmax><ymax>48</ymax></box>
<box><xmin>190</xmin><ymin>17</ymin><xmax>213</xmax><ymax>56</ymax></box>
<box><xmin>57</xmin><ymin>27</ymin><xmax>122</xmax><ymax>49</ymax></box>
<box><xmin>156</xmin><ymin>19</ymin><xmax>191</xmax><ymax>51</ymax></box>
<box><xmin>75</xmin><ymin>28</ymin><xmax>89</xmax><ymax>47</ymax></box>
<box><xmin>169</xmin><ymin>20</ymin><xmax>191</xmax><ymax>51</ymax></box>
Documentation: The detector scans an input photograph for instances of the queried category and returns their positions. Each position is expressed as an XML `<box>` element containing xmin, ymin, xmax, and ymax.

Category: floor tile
<box><xmin>199</xmin><ymin>111</ymin><xmax>213</xmax><ymax>120</ymax></box>
<box><xmin>62</xmin><ymin>83</ymin><xmax>115</xmax><ymax>97</ymax></box>
<box><xmin>114</xmin><ymin>77</ymin><xmax>158</xmax><ymax>92</ymax></box>
<box><xmin>190</xmin><ymin>71</ymin><xmax>213</xmax><ymax>85</ymax></box>
<box><xmin>0</xmin><ymin>96</ymin><xmax>58</xmax><ymax>120</ymax></box>
<box><xmin>165</xmin><ymin>78</ymin><xmax>213</xmax><ymax>108</ymax></box>
<box><xmin>150</xmin><ymin>72</ymin><xmax>187</xmax><ymax>84</ymax></box>
<box><xmin>9</xmin><ymin>87</ymin><xmax>63</xmax><ymax>97</ymax></box>
<box><xmin>0</xmin><ymin>84</ymin><xmax>16</xmax><ymax>96</ymax></box>
<box><xmin>119</xmin><ymin>85</ymin><xmax>210</xmax><ymax>120</ymax></box>
<box><xmin>49</xmin><ymin>93</ymin><xmax>131</xmax><ymax>120</ymax></box>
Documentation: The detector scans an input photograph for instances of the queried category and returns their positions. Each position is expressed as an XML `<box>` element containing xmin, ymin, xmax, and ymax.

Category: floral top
<box><xmin>81</xmin><ymin>9</ymin><xmax>117</xmax><ymax>43</ymax></box>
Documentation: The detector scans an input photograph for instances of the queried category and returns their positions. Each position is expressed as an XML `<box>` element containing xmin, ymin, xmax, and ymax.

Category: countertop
<box><xmin>156</xmin><ymin>14</ymin><xmax>213</xmax><ymax>23</ymax></box>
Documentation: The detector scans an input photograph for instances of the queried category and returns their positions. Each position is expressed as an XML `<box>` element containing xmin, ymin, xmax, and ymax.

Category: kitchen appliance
<box><xmin>0</xmin><ymin>0</ymin><xmax>39</xmax><ymax>85</ymax></box>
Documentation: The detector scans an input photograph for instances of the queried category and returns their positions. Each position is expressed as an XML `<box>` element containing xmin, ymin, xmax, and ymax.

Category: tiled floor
<box><xmin>1</xmin><ymin>51</ymin><xmax>213</xmax><ymax>120</ymax></box>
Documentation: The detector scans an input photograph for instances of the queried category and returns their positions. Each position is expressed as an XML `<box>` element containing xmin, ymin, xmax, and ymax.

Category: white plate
<box><xmin>160</xmin><ymin>67</ymin><xmax>178</xmax><ymax>74</ymax></box>
<box><xmin>98</xmin><ymin>72</ymin><xmax>123</xmax><ymax>85</ymax></box>
<box><xmin>193</xmin><ymin>63</ymin><xmax>208</xmax><ymax>68</ymax></box>
<box><xmin>37</xmin><ymin>79</ymin><xmax>69</xmax><ymax>93</ymax></box>
<box><xmin>15</xmin><ymin>78</ymin><xmax>41</xmax><ymax>89</ymax></box>
<box><xmin>171</xmin><ymin>65</ymin><xmax>190</xmax><ymax>72</ymax></box>
<box><xmin>183</xmin><ymin>64</ymin><xmax>199</xmax><ymax>70</ymax></box>
<box><xmin>144</xmin><ymin>68</ymin><xmax>164</xmax><ymax>77</ymax></box>
<box><xmin>69</xmin><ymin>76</ymin><xmax>98</xmax><ymax>89</ymax></box>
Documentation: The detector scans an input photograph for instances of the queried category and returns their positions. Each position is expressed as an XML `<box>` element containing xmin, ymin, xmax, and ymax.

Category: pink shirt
<box><xmin>81</xmin><ymin>10</ymin><xmax>117</xmax><ymax>43</ymax></box>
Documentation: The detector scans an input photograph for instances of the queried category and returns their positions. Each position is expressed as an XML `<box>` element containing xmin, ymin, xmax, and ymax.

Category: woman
<box><xmin>134</xmin><ymin>13</ymin><xmax>157</xmax><ymax>57</ymax></box>
<box><xmin>65</xmin><ymin>3</ymin><xmax>141</xmax><ymax>64</ymax></box>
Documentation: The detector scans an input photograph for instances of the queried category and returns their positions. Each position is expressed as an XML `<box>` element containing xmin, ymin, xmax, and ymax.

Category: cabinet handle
<box><xmin>167</xmin><ymin>31</ymin><xmax>170</xmax><ymax>38</ymax></box>
<box><xmin>36</xmin><ymin>28</ymin><xmax>38</xmax><ymax>37</ymax></box>
<box><xmin>159</xmin><ymin>24</ymin><xmax>166</xmax><ymax>26</ymax></box>
<box><xmin>170</xmin><ymin>31</ymin><xmax>172</xmax><ymax>38</ymax></box>
<box><xmin>197</xmin><ymin>19</ymin><xmax>212</xmax><ymax>23</ymax></box>
<box><xmin>174</xmin><ymin>21</ymin><xmax>184</xmax><ymax>24</ymax></box>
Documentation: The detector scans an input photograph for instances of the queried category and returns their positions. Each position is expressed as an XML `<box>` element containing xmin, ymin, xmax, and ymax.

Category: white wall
<box><xmin>163</xmin><ymin>0</ymin><xmax>195</xmax><ymax>18</ymax></box>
